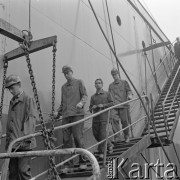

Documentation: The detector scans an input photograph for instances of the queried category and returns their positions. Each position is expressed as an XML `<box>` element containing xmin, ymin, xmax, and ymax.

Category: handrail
<box><xmin>162</xmin><ymin>65</ymin><xmax>180</xmax><ymax>105</ymax></box>
<box><xmin>152</xmin><ymin>45</ymin><xmax>175</xmax><ymax>77</ymax></box>
<box><xmin>0</xmin><ymin>148</ymin><xmax>101</xmax><ymax>180</ymax></box>
<box><xmin>164</xmin><ymin>79</ymin><xmax>180</xmax><ymax>133</ymax></box>
<box><xmin>5</xmin><ymin>96</ymin><xmax>147</xmax><ymax>154</ymax></box>
<box><xmin>32</xmin><ymin>115</ymin><xmax>147</xmax><ymax>180</ymax></box>
<box><xmin>1</xmin><ymin>96</ymin><xmax>147</xmax><ymax>179</ymax></box>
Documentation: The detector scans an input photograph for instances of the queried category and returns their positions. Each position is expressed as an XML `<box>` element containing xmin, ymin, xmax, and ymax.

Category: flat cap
<box><xmin>5</xmin><ymin>74</ymin><xmax>21</xmax><ymax>88</ymax></box>
<box><xmin>111</xmin><ymin>68</ymin><xmax>119</xmax><ymax>75</ymax></box>
<box><xmin>62</xmin><ymin>65</ymin><xmax>73</xmax><ymax>73</ymax></box>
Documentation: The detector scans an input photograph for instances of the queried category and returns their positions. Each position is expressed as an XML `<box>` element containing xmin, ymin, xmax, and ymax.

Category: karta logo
<box><xmin>107</xmin><ymin>158</ymin><xmax>178</xmax><ymax>179</ymax></box>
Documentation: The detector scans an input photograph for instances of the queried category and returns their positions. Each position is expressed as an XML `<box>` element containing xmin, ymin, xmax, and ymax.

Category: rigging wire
<box><xmin>24</xmin><ymin>0</ymin><xmax>136</xmax><ymax>52</ymax></box>
<box><xmin>29</xmin><ymin>0</ymin><xmax>31</xmax><ymax>33</ymax></box>
<box><xmin>105</xmin><ymin>0</ymin><xmax>120</xmax><ymax>72</ymax></box>
<box><xmin>87</xmin><ymin>1</ymin><xmax>180</xmax><ymax>179</ymax></box>
<box><xmin>21</xmin><ymin>0</ymin><xmax>140</xmax><ymax>80</ymax></box>
<box><xmin>80</xmin><ymin>0</ymin><xmax>135</xmax><ymax>49</ymax></box>
<box><xmin>101</xmin><ymin>1</ymin><xmax>114</xmax><ymax>66</ymax></box>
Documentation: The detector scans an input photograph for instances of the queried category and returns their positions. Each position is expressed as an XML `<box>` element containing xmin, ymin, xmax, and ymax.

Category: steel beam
<box><xmin>4</xmin><ymin>35</ymin><xmax>57</xmax><ymax>61</ymax></box>
<box><xmin>0</xmin><ymin>18</ymin><xmax>28</xmax><ymax>42</ymax></box>
<box><xmin>117</xmin><ymin>41</ymin><xmax>170</xmax><ymax>58</ymax></box>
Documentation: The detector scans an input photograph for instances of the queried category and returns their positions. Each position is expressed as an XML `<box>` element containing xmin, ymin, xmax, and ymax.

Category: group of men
<box><xmin>55</xmin><ymin>65</ymin><xmax>133</xmax><ymax>173</ymax></box>
<box><xmin>4</xmin><ymin>65</ymin><xmax>133</xmax><ymax>179</ymax></box>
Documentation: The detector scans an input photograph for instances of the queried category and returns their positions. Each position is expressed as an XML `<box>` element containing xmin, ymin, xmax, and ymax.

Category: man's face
<box><xmin>95</xmin><ymin>80</ymin><xmax>103</xmax><ymax>90</ymax></box>
<box><xmin>8</xmin><ymin>84</ymin><xmax>20</xmax><ymax>96</ymax></box>
<box><xmin>112</xmin><ymin>73</ymin><xmax>119</xmax><ymax>81</ymax></box>
<box><xmin>64</xmin><ymin>71</ymin><xmax>73</xmax><ymax>81</ymax></box>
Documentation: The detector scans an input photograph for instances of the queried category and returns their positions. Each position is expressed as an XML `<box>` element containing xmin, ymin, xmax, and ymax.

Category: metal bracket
<box><xmin>4</xmin><ymin>35</ymin><xmax>57</xmax><ymax>61</ymax></box>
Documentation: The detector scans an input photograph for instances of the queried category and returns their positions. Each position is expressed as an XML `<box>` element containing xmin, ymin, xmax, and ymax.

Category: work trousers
<box><xmin>111</xmin><ymin>108</ymin><xmax>129</xmax><ymax>139</ymax></box>
<box><xmin>62</xmin><ymin>115</ymin><xmax>85</xmax><ymax>166</ymax></box>
<box><xmin>9</xmin><ymin>149</ymin><xmax>31</xmax><ymax>180</ymax></box>
<box><xmin>92</xmin><ymin>114</ymin><xmax>112</xmax><ymax>153</ymax></box>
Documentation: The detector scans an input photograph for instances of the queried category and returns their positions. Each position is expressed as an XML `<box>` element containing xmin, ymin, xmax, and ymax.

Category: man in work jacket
<box><xmin>109</xmin><ymin>68</ymin><xmax>133</xmax><ymax>143</ymax></box>
<box><xmin>5</xmin><ymin>74</ymin><xmax>38</xmax><ymax>180</ymax></box>
<box><xmin>57</xmin><ymin>65</ymin><xmax>88</xmax><ymax>172</ymax></box>
<box><xmin>174</xmin><ymin>37</ymin><xmax>180</xmax><ymax>62</ymax></box>
<box><xmin>89</xmin><ymin>78</ymin><xmax>114</xmax><ymax>159</ymax></box>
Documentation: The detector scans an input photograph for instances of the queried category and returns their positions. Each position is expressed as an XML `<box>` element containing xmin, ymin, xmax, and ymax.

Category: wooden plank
<box><xmin>4</xmin><ymin>35</ymin><xmax>57</xmax><ymax>61</ymax></box>
<box><xmin>117</xmin><ymin>41</ymin><xmax>170</xmax><ymax>58</ymax></box>
<box><xmin>0</xmin><ymin>18</ymin><xmax>28</xmax><ymax>42</ymax></box>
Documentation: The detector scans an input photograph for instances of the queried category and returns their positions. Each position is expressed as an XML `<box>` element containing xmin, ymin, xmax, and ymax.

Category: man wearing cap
<box><xmin>5</xmin><ymin>74</ymin><xmax>38</xmax><ymax>180</ymax></box>
<box><xmin>109</xmin><ymin>68</ymin><xmax>133</xmax><ymax>143</ymax></box>
<box><xmin>174</xmin><ymin>37</ymin><xmax>180</xmax><ymax>62</ymax></box>
<box><xmin>56</xmin><ymin>65</ymin><xmax>88</xmax><ymax>172</ymax></box>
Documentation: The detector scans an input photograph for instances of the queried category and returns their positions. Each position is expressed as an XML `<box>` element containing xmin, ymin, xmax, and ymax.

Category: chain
<box><xmin>50</xmin><ymin>41</ymin><xmax>57</xmax><ymax>133</ymax></box>
<box><xmin>24</xmin><ymin>50</ymin><xmax>60</xmax><ymax>180</ymax></box>
<box><xmin>0</xmin><ymin>58</ymin><xmax>8</xmax><ymax>120</ymax></box>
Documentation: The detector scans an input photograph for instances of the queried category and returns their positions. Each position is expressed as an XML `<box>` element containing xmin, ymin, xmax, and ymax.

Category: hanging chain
<box><xmin>49</xmin><ymin>41</ymin><xmax>57</xmax><ymax>139</ymax></box>
<box><xmin>0</xmin><ymin>58</ymin><xmax>8</xmax><ymax>120</ymax></box>
<box><xmin>23</xmin><ymin>41</ymin><xmax>60</xmax><ymax>179</ymax></box>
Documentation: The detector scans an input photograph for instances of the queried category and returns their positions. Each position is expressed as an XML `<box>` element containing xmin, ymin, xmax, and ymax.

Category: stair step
<box><xmin>156</xmin><ymin>102</ymin><xmax>179</xmax><ymax>108</ymax></box>
<box><xmin>143</xmin><ymin>128</ymin><xmax>170</xmax><ymax>135</ymax></box>
<box><xmin>152</xmin><ymin>118</ymin><xmax>174</xmax><ymax>124</ymax></box>
<box><xmin>60</xmin><ymin>138</ymin><xmax>140</xmax><ymax>179</ymax></box>
<box><xmin>154</xmin><ymin>111</ymin><xmax>176</xmax><ymax>118</ymax></box>
<box><xmin>155</xmin><ymin>104</ymin><xmax>179</xmax><ymax>112</ymax></box>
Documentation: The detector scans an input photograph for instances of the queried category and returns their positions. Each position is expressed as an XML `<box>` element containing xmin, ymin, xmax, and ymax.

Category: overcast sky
<box><xmin>139</xmin><ymin>0</ymin><xmax>180</xmax><ymax>43</ymax></box>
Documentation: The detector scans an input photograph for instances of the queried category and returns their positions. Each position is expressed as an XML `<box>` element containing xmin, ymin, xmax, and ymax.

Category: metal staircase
<box><xmin>60</xmin><ymin>62</ymin><xmax>180</xmax><ymax>180</ymax></box>
<box><xmin>60</xmin><ymin>136</ymin><xmax>151</xmax><ymax>180</ymax></box>
<box><xmin>143</xmin><ymin>62</ymin><xmax>180</xmax><ymax>146</ymax></box>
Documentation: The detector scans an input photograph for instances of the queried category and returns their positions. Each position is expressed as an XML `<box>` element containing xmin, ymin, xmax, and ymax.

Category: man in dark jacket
<box><xmin>57</xmin><ymin>65</ymin><xmax>88</xmax><ymax>172</ymax></box>
<box><xmin>89</xmin><ymin>78</ymin><xmax>114</xmax><ymax>159</ymax></box>
<box><xmin>5</xmin><ymin>74</ymin><xmax>37</xmax><ymax>180</ymax></box>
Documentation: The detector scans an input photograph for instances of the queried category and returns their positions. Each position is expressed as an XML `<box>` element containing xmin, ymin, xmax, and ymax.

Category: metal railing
<box><xmin>1</xmin><ymin>96</ymin><xmax>148</xmax><ymax>180</ymax></box>
<box><xmin>0</xmin><ymin>148</ymin><xmax>100</xmax><ymax>180</ymax></box>
<box><xmin>161</xmin><ymin>65</ymin><xmax>180</xmax><ymax>138</ymax></box>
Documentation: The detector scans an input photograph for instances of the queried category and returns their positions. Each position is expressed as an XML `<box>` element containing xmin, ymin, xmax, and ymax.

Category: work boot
<box><xmin>79</xmin><ymin>162</ymin><xmax>87</xmax><ymax>170</ymax></box>
<box><xmin>60</xmin><ymin>166</ymin><xmax>73</xmax><ymax>174</ymax></box>
<box><xmin>125</xmin><ymin>136</ymin><xmax>130</xmax><ymax>143</ymax></box>
<box><xmin>79</xmin><ymin>155</ymin><xmax>87</xmax><ymax>170</ymax></box>
<box><xmin>107</xmin><ymin>145</ymin><xmax>114</xmax><ymax>154</ymax></box>
<box><xmin>99</xmin><ymin>153</ymin><xmax>104</xmax><ymax>160</ymax></box>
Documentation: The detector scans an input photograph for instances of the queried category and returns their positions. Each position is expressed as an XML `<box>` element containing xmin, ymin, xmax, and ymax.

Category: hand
<box><xmin>92</xmin><ymin>105</ymin><xmax>97</xmax><ymax>109</ymax></box>
<box><xmin>127</xmin><ymin>94</ymin><xmax>133</xmax><ymax>100</ymax></box>
<box><xmin>76</xmin><ymin>102</ymin><xmax>83</xmax><ymax>109</ymax></box>
<box><xmin>97</xmin><ymin>104</ymin><xmax>104</xmax><ymax>108</ymax></box>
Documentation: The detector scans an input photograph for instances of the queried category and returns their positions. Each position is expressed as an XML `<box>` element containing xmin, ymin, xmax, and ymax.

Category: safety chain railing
<box><xmin>1</xmin><ymin>96</ymin><xmax>148</xmax><ymax>180</ymax></box>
